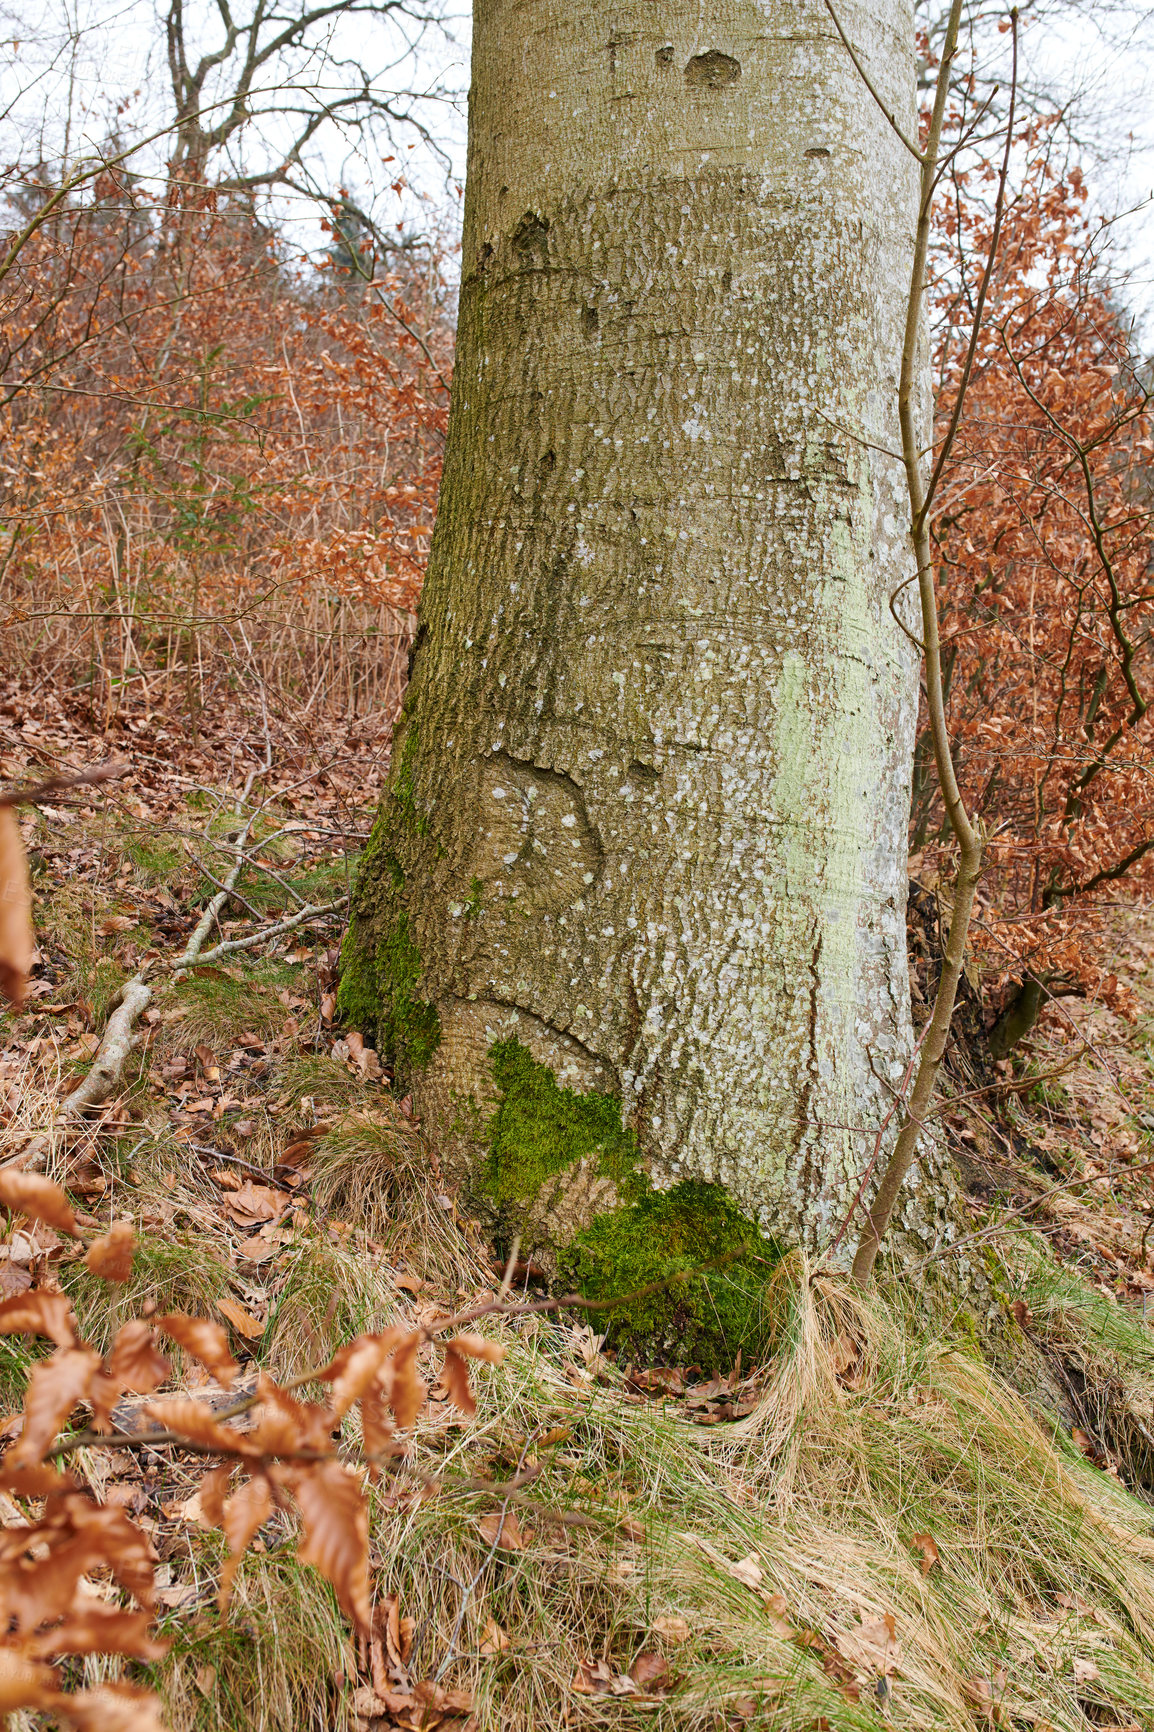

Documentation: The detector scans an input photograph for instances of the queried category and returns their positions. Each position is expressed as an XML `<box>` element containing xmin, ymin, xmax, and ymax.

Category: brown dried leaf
<box><xmin>194</xmin><ymin>1043</ymin><xmax>220</xmax><ymax>1082</ymax></box>
<box><xmin>224</xmin><ymin>1181</ymin><xmax>279</xmax><ymax>1224</ymax></box>
<box><xmin>963</xmin><ymin>1668</ymin><xmax>1007</xmax><ymax>1713</ymax></box>
<box><xmin>386</xmin><ymin>1333</ymin><xmax>425</xmax><ymax>1431</ymax></box>
<box><xmin>0</xmin><ymin>1288</ymin><xmax>77</xmax><ymax>1347</ymax></box>
<box><xmin>216</xmin><ymin>1297</ymin><xmax>264</xmax><ymax>1340</ymax></box>
<box><xmin>143</xmin><ymin>1398</ymin><xmax>245</xmax><ymax>1454</ymax></box>
<box><xmin>629</xmin><ymin>1652</ymin><xmax>669</xmax><ymax>1691</ymax></box>
<box><xmin>360</xmin><ymin>1384</ymin><xmax>395</xmax><ymax>1477</ymax></box>
<box><xmin>477</xmin><ymin>1510</ymin><xmax>527</xmax><ymax>1551</ymax></box>
<box><xmin>0</xmin><ymin>1170</ymin><xmax>78</xmax><ymax>1236</ymax></box>
<box><xmin>443</xmin><ymin>1332</ymin><xmax>506</xmax><ymax>1366</ymax></box>
<box><xmin>10</xmin><ymin>1346</ymin><xmax>101</xmax><ymax>1466</ymax></box>
<box><xmin>85</xmin><ymin>1220</ymin><xmax>136</xmax><ymax>1282</ymax></box>
<box><xmin>1072</xmin><ymin>1656</ymin><xmax>1100</xmax><ymax>1685</ymax></box>
<box><xmin>0</xmin><ymin>804</ymin><xmax>33</xmax><ymax>1008</ymax></box>
<box><xmin>288</xmin><ymin>1460</ymin><xmax>371</xmax><ymax>1634</ymax></box>
<box><xmin>912</xmin><ymin>1531</ymin><xmax>940</xmax><ymax>1575</ymax></box>
<box><xmin>834</xmin><ymin>1612</ymin><xmax>901</xmax><ymax>1678</ymax></box>
<box><xmin>479</xmin><ymin>1617</ymin><xmax>510</xmax><ymax>1655</ymax></box>
<box><xmin>154</xmin><ymin>1314</ymin><xmax>239</xmax><ymax>1387</ymax></box>
<box><xmin>651</xmin><ymin>1615</ymin><xmax>691</xmax><ymax>1643</ymax></box>
<box><xmin>219</xmin><ymin>1474</ymin><xmax>273</xmax><ymax>1612</ymax></box>
<box><xmin>196</xmin><ymin>1463</ymin><xmax>235</xmax><ymax>1528</ymax></box>
<box><xmin>107</xmin><ymin>1321</ymin><xmax>171</xmax><ymax>1395</ymax></box>
<box><xmin>0</xmin><ymin>1462</ymin><xmax>74</xmax><ymax>1498</ymax></box>
<box><xmin>0</xmin><ymin>1647</ymin><xmax>59</xmax><ymax>1713</ymax></box>
<box><xmin>29</xmin><ymin>1607</ymin><xmax>169</xmax><ymax>1662</ymax></box>
<box><xmin>322</xmin><ymin>1329</ymin><xmax>406</xmax><ymax>1418</ymax></box>
<box><xmin>250</xmin><ymin>1373</ymin><xmax>333</xmax><ymax>1454</ymax></box>
<box><xmin>0</xmin><ymin>1261</ymin><xmax>33</xmax><ymax>1298</ymax></box>
<box><xmin>319</xmin><ymin>1337</ymin><xmax>379</xmax><ymax>1414</ymax></box>
<box><xmin>440</xmin><ymin>1345</ymin><xmax>475</xmax><ymax>1417</ymax></box>
<box><xmin>58</xmin><ymin>1681</ymin><xmax>169</xmax><ymax>1732</ymax></box>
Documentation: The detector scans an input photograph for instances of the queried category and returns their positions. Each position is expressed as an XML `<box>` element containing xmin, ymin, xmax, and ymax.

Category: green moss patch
<box><xmin>561</xmin><ymin>1180</ymin><xmax>778</xmax><ymax>1371</ymax></box>
<box><xmin>484</xmin><ymin>1036</ymin><xmax>639</xmax><ymax>1203</ymax></box>
<box><xmin>482</xmin><ymin>1039</ymin><xmax>777</xmax><ymax>1369</ymax></box>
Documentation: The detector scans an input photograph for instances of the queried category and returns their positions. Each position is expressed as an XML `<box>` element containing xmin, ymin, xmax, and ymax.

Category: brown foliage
<box><xmin>923</xmin><ymin>123</ymin><xmax>1154</xmax><ymax>1030</ymax></box>
<box><xmin>0</xmin><ymin>1170</ymin><xmax>78</xmax><ymax>1236</ymax></box>
<box><xmin>154</xmin><ymin>1312</ymin><xmax>239</xmax><ymax>1387</ymax></box>
<box><xmin>0</xmin><ymin>186</ymin><xmax>448</xmax><ymax>726</ymax></box>
<box><xmin>0</xmin><ymin>1172</ymin><xmax>502</xmax><ymax>1727</ymax></box>
<box><xmin>84</xmin><ymin>1220</ymin><xmax>136</xmax><ymax>1280</ymax></box>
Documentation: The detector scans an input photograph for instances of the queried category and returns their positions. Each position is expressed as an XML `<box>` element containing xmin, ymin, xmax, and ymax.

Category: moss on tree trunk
<box><xmin>342</xmin><ymin>0</ymin><xmax>947</xmax><ymax>1327</ymax></box>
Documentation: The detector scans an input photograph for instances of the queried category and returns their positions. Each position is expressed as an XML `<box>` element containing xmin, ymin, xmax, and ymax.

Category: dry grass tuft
<box><xmin>309</xmin><ymin>1106</ymin><xmax>485</xmax><ymax>1289</ymax></box>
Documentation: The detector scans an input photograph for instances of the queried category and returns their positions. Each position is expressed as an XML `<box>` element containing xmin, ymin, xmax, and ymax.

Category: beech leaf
<box><xmin>85</xmin><ymin>1220</ymin><xmax>136</xmax><ymax>1281</ymax></box>
<box><xmin>440</xmin><ymin>1345</ymin><xmax>475</xmax><ymax>1417</ymax></box>
<box><xmin>59</xmin><ymin>1681</ymin><xmax>169</xmax><ymax>1732</ymax></box>
<box><xmin>385</xmin><ymin>1333</ymin><xmax>425</xmax><ymax>1431</ymax></box>
<box><xmin>29</xmin><ymin>1608</ymin><xmax>170</xmax><ymax>1662</ymax></box>
<box><xmin>0</xmin><ymin>1648</ymin><xmax>60</xmax><ymax>1713</ymax></box>
<box><xmin>322</xmin><ymin>1329</ymin><xmax>406</xmax><ymax>1418</ymax></box>
<box><xmin>107</xmin><ymin>1320</ymin><xmax>171</xmax><ymax>1394</ymax></box>
<box><xmin>0</xmin><ymin>803</ymin><xmax>33</xmax><ymax>1009</ymax></box>
<box><xmin>288</xmin><ymin>1459</ymin><xmax>371</xmax><ymax>1634</ymax></box>
<box><xmin>0</xmin><ymin>1288</ymin><xmax>77</xmax><ymax>1347</ymax></box>
<box><xmin>142</xmin><ymin>1398</ymin><xmax>245</xmax><ymax>1454</ymax></box>
<box><xmin>0</xmin><ymin>1169</ymin><xmax>78</xmax><ymax>1236</ymax></box>
<box><xmin>219</xmin><ymin>1474</ymin><xmax>274</xmax><ymax>1612</ymax></box>
<box><xmin>154</xmin><ymin>1313</ymin><xmax>239</xmax><ymax>1387</ymax></box>
<box><xmin>10</xmin><ymin>1346</ymin><xmax>101</xmax><ymax>1466</ymax></box>
<box><xmin>444</xmin><ymin>1332</ymin><xmax>506</xmax><ymax>1365</ymax></box>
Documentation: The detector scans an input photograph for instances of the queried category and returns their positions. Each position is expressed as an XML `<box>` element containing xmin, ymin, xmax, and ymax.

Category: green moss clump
<box><xmin>485</xmin><ymin>1036</ymin><xmax>639</xmax><ymax>1203</ymax></box>
<box><xmin>337</xmin><ymin>722</ymin><xmax>441</xmax><ymax>1075</ymax></box>
<box><xmin>481</xmin><ymin>1039</ymin><xmax>776</xmax><ymax>1369</ymax></box>
<box><xmin>375</xmin><ymin>910</ymin><xmax>441</xmax><ymax>1070</ymax></box>
<box><xmin>561</xmin><ymin>1181</ymin><xmax>778</xmax><ymax>1370</ymax></box>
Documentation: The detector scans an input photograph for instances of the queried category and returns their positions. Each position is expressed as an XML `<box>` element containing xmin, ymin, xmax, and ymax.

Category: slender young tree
<box><xmin>342</xmin><ymin>0</ymin><xmax>938</xmax><ymax>1311</ymax></box>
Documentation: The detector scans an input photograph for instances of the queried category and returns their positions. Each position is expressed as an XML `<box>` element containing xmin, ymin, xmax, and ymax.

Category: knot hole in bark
<box><xmin>580</xmin><ymin>305</ymin><xmax>599</xmax><ymax>337</ymax></box>
<box><xmin>655</xmin><ymin>44</ymin><xmax>673</xmax><ymax>66</ymax></box>
<box><xmin>685</xmin><ymin>51</ymin><xmax>740</xmax><ymax>89</ymax></box>
<box><xmin>512</xmin><ymin>210</ymin><xmax>550</xmax><ymax>266</ymax></box>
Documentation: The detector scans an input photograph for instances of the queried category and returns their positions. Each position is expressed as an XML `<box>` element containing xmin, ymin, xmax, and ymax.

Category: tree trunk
<box><xmin>342</xmin><ymin>0</ymin><xmax>936</xmax><ymax>1343</ymax></box>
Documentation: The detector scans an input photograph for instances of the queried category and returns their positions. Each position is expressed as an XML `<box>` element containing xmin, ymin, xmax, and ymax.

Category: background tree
<box><xmin>341</xmin><ymin>0</ymin><xmax>934</xmax><ymax>1336</ymax></box>
<box><xmin>920</xmin><ymin>132</ymin><xmax>1154</xmax><ymax>1049</ymax></box>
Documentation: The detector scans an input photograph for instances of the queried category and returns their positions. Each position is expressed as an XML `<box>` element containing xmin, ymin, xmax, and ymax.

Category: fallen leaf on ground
<box><xmin>479</xmin><ymin>1617</ymin><xmax>509</xmax><ymax>1654</ymax></box>
<box><xmin>1072</xmin><ymin>1656</ymin><xmax>1100</xmax><ymax>1685</ymax></box>
<box><xmin>651</xmin><ymin>1615</ymin><xmax>691</xmax><ymax>1642</ymax></box>
<box><xmin>912</xmin><ymin>1531</ymin><xmax>940</xmax><ymax>1574</ymax></box>
<box><xmin>223</xmin><ymin>1181</ymin><xmax>280</xmax><ymax>1224</ymax></box>
<box><xmin>216</xmin><ymin>1297</ymin><xmax>265</xmax><ymax>1339</ymax></box>
<box><xmin>629</xmin><ymin>1652</ymin><xmax>669</xmax><ymax>1691</ymax></box>
<box><xmin>477</xmin><ymin>1509</ymin><xmax>529</xmax><ymax>1550</ymax></box>
<box><xmin>834</xmin><ymin>1612</ymin><xmax>901</xmax><ymax>1678</ymax></box>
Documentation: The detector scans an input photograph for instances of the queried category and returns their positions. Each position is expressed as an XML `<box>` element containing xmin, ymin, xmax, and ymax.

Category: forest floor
<box><xmin>3</xmin><ymin>676</ymin><xmax>1154</xmax><ymax>1732</ymax></box>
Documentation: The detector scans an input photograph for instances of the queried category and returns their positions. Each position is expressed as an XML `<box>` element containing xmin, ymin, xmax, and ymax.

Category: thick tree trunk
<box><xmin>343</xmin><ymin>0</ymin><xmax>937</xmax><ymax>1312</ymax></box>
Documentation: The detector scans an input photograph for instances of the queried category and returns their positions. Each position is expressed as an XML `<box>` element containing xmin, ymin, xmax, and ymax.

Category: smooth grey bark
<box><xmin>345</xmin><ymin>0</ymin><xmax>939</xmax><ymax>1257</ymax></box>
